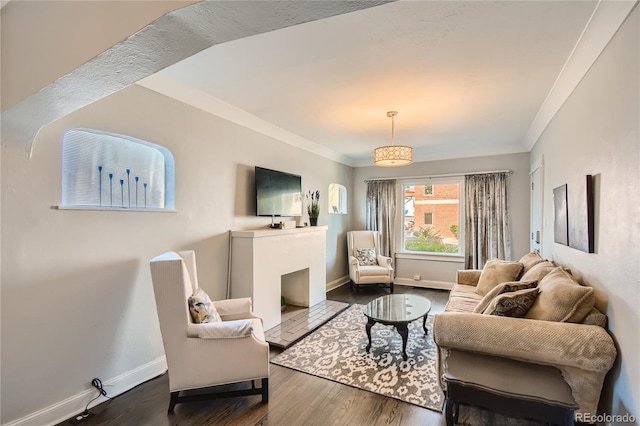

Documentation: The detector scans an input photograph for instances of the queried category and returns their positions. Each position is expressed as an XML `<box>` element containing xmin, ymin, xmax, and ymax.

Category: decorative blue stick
<box><xmin>109</xmin><ymin>173</ymin><xmax>113</xmax><ymax>208</ymax></box>
<box><xmin>144</xmin><ymin>183</ymin><xmax>148</xmax><ymax>208</ymax></box>
<box><xmin>120</xmin><ymin>179</ymin><xmax>124</xmax><ymax>208</ymax></box>
<box><xmin>135</xmin><ymin>176</ymin><xmax>139</xmax><ymax>208</ymax></box>
<box><xmin>126</xmin><ymin>169</ymin><xmax>131</xmax><ymax>208</ymax></box>
<box><xmin>98</xmin><ymin>166</ymin><xmax>103</xmax><ymax>207</ymax></box>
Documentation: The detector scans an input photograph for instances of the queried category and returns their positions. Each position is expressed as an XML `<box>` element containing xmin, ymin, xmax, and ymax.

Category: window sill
<box><xmin>395</xmin><ymin>252</ymin><xmax>465</xmax><ymax>263</ymax></box>
<box><xmin>55</xmin><ymin>205</ymin><xmax>177</xmax><ymax>213</ymax></box>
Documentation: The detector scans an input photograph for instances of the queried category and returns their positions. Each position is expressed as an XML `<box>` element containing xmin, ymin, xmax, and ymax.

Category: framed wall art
<box><xmin>553</xmin><ymin>184</ymin><xmax>569</xmax><ymax>246</ymax></box>
<box><xmin>568</xmin><ymin>175</ymin><xmax>594</xmax><ymax>253</ymax></box>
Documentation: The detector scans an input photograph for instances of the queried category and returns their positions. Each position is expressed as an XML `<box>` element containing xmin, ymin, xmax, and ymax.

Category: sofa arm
<box><xmin>377</xmin><ymin>254</ymin><xmax>392</xmax><ymax>267</ymax></box>
<box><xmin>456</xmin><ymin>270</ymin><xmax>481</xmax><ymax>286</ymax></box>
<box><xmin>433</xmin><ymin>312</ymin><xmax>616</xmax><ymax>372</ymax></box>
<box><xmin>213</xmin><ymin>297</ymin><xmax>252</xmax><ymax>317</ymax></box>
<box><xmin>188</xmin><ymin>319</ymin><xmax>254</xmax><ymax>339</ymax></box>
<box><xmin>349</xmin><ymin>255</ymin><xmax>360</xmax><ymax>271</ymax></box>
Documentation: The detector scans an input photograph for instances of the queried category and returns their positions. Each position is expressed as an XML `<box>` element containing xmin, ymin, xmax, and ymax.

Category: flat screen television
<box><xmin>255</xmin><ymin>166</ymin><xmax>302</xmax><ymax>217</ymax></box>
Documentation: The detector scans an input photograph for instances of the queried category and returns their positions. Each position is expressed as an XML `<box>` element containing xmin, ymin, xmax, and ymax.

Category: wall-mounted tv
<box><xmin>255</xmin><ymin>166</ymin><xmax>302</xmax><ymax>217</ymax></box>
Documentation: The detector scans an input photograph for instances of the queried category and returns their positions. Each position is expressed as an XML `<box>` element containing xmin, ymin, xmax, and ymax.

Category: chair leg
<box><xmin>390</xmin><ymin>282</ymin><xmax>394</xmax><ymax>293</ymax></box>
<box><xmin>168</xmin><ymin>391</ymin><xmax>179</xmax><ymax>413</ymax></box>
<box><xmin>261</xmin><ymin>378</ymin><xmax>269</xmax><ymax>403</ymax></box>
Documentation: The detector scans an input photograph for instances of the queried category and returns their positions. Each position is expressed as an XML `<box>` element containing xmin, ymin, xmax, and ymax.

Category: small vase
<box><xmin>309</xmin><ymin>217</ymin><xmax>318</xmax><ymax>226</ymax></box>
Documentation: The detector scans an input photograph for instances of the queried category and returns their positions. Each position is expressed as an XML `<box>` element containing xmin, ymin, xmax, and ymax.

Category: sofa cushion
<box><xmin>483</xmin><ymin>287</ymin><xmax>539</xmax><ymax>317</ymax></box>
<box><xmin>518</xmin><ymin>251</ymin><xmax>545</xmax><ymax>275</ymax></box>
<box><xmin>525</xmin><ymin>267</ymin><xmax>595</xmax><ymax>323</ymax></box>
<box><xmin>475</xmin><ymin>260</ymin><xmax>524</xmax><ymax>296</ymax></box>
<box><xmin>188</xmin><ymin>288</ymin><xmax>221</xmax><ymax>324</ymax></box>
<box><xmin>445</xmin><ymin>284</ymin><xmax>484</xmax><ymax>313</ymax></box>
<box><xmin>358</xmin><ymin>264</ymin><xmax>390</xmax><ymax>277</ymax></box>
<box><xmin>473</xmin><ymin>280</ymin><xmax>538</xmax><ymax>314</ymax></box>
<box><xmin>355</xmin><ymin>248</ymin><xmax>377</xmax><ymax>266</ymax></box>
<box><xmin>520</xmin><ymin>260</ymin><xmax>555</xmax><ymax>282</ymax></box>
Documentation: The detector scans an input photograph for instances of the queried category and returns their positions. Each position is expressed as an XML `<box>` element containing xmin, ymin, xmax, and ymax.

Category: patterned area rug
<box><xmin>270</xmin><ymin>303</ymin><xmax>444</xmax><ymax>412</ymax></box>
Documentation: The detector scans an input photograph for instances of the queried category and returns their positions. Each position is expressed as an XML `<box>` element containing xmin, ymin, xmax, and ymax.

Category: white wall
<box><xmin>530</xmin><ymin>6</ymin><xmax>639</xmax><ymax>419</ymax></box>
<box><xmin>353</xmin><ymin>153</ymin><xmax>531</xmax><ymax>285</ymax></box>
<box><xmin>0</xmin><ymin>85</ymin><xmax>352</xmax><ymax>424</ymax></box>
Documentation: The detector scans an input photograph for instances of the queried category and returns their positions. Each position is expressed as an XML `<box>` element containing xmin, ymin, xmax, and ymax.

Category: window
<box><xmin>61</xmin><ymin>129</ymin><xmax>175</xmax><ymax>210</ymax></box>
<box><xmin>401</xmin><ymin>179</ymin><xmax>463</xmax><ymax>255</ymax></box>
<box><xmin>424</xmin><ymin>212</ymin><xmax>433</xmax><ymax>225</ymax></box>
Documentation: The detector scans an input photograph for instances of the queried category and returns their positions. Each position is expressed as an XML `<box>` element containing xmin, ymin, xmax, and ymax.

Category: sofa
<box><xmin>433</xmin><ymin>251</ymin><xmax>617</xmax><ymax>417</ymax></box>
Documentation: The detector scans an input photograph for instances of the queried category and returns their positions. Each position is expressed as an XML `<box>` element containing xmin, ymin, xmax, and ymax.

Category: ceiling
<box><xmin>138</xmin><ymin>0</ymin><xmax>604</xmax><ymax>167</ymax></box>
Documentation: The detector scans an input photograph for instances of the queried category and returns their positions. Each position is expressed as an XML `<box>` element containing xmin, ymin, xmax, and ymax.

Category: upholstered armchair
<box><xmin>149</xmin><ymin>251</ymin><xmax>269</xmax><ymax>412</ymax></box>
<box><xmin>347</xmin><ymin>230</ymin><xmax>394</xmax><ymax>292</ymax></box>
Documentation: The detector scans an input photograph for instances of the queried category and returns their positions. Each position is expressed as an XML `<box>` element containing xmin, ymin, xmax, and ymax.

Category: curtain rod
<box><xmin>364</xmin><ymin>169</ymin><xmax>512</xmax><ymax>182</ymax></box>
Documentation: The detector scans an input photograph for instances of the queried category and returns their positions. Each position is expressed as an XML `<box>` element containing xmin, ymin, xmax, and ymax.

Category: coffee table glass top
<box><xmin>364</xmin><ymin>294</ymin><xmax>431</xmax><ymax>323</ymax></box>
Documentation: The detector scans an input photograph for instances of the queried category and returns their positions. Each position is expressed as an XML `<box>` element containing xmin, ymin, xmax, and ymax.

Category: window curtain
<box><xmin>464</xmin><ymin>172</ymin><xmax>512</xmax><ymax>269</ymax></box>
<box><xmin>365</xmin><ymin>180</ymin><xmax>396</xmax><ymax>258</ymax></box>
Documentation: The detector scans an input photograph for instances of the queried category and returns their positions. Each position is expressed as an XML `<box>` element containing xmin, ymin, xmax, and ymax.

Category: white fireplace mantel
<box><xmin>230</xmin><ymin>226</ymin><xmax>327</xmax><ymax>330</ymax></box>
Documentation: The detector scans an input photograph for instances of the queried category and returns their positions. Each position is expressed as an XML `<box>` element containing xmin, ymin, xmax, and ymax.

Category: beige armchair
<box><xmin>149</xmin><ymin>251</ymin><xmax>269</xmax><ymax>412</ymax></box>
<box><xmin>347</xmin><ymin>231</ymin><xmax>394</xmax><ymax>292</ymax></box>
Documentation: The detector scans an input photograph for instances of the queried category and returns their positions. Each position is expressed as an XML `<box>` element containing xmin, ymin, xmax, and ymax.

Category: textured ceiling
<box><xmin>140</xmin><ymin>0</ymin><xmax>606</xmax><ymax>166</ymax></box>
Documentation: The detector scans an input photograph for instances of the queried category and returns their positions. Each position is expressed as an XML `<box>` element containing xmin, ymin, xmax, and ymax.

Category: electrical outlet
<box><xmin>69</xmin><ymin>412</ymin><xmax>94</xmax><ymax>425</ymax></box>
<box><xmin>413</xmin><ymin>275</ymin><xmax>421</xmax><ymax>281</ymax></box>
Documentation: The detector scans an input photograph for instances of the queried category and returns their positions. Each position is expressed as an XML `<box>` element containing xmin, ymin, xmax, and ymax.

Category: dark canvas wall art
<box><xmin>568</xmin><ymin>175</ymin><xmax>594</xmax><ymax>253</ymax></box>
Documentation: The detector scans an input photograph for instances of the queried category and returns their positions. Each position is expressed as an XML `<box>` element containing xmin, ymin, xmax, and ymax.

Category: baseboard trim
<box><xmin>394</xmin><ymin>278</ymin><xmax>454</xmax><ymax>291</ymax></box>
<box><xmin>326</xmin><ymin>275</ymin><xmax>350</xmax><ymax>292</ymax></box>
<box><xmin>4</xmin><ymin>356</ymin><xmax>167</xmax><ymax>426</ymax></box>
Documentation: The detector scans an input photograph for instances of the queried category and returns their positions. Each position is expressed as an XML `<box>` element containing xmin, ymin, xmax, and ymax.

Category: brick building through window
<box><xmin>403</xmin><ymin>182</ymin><xmax>461</xmax><ymax>253</ymax></box>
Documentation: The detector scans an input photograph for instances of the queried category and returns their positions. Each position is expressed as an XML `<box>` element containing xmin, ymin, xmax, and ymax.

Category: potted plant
<box><xmin>307</xmin><ymin>190</ymin><xmax>320</xmax><ymax>226</ymax></box>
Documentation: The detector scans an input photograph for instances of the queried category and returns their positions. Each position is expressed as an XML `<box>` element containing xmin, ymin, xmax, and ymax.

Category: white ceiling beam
<box><xmin>1</xmin><ymin>0</ymin><xmax>392</xmax><ymax>156</ymax></box>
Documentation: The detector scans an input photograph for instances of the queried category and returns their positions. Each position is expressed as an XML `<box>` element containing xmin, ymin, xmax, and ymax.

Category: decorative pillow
<box><xmin>188</xmin><ymin>288</ymin><xmax>221</xmax><ymax>324</ymax></box>
<box><xmin>483</xmin><ymin>287</ymin><xmax>540</xmax><ymax>318</ymax></box>
<box><xmin>475</xmin><ymin>260</ymin><xmax>524</xmax><ymax>296</ymax></box>
<box><xmin>525</xmin><ymin>267</ymin><xmax>595</xmax><ymax>323</ymax></box>
<box><xmin>518</xmin><ymin>251</ymin><xmax>545</xmax><ymax>275</ymax></box>
<box><xmin>473</xmin><ymin>280</ymin><xmax>538</xmax><ymax>314</ymax></box>
<box><xmin>355</xmin><ymin>248</ymin><xmax>377</xmax><ymax>266</ymax></box>
<box><xmin>520</xmin><ymin>260</ymin><xmax>555</xmax><ymax>282</ymax></box>
<box><xmin>582</xmin><ymin>307</ymin><xmax>607</xmax><ymax>328</ymax></box>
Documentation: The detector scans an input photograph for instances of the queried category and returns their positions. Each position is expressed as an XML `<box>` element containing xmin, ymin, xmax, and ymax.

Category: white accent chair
<box><xmin>347</xmin><ymin>231</ymin><xmax>394</xmax><ymax>292</ymax></box>
<box><xmin>149</xmin><ymin>251</ymin><xmax>269</xmax><ymax>413</ymax></box>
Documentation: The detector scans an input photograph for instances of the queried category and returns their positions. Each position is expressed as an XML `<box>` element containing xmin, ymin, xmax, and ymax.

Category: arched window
<box><xmin>328</xmin><ymin>183</ymin><xmax>347</xmax><ymax>214</ymax></box>
<box><xmin>61</xmin><ymin>129</ymin><xmax>175</xmax><ymax>210</ymax></box>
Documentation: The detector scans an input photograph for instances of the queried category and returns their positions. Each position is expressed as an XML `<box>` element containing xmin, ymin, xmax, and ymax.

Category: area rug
<box><xmin>270</xmin><ymin>303</ymin><xmax>444</xmax><ymax>412</ymax></box>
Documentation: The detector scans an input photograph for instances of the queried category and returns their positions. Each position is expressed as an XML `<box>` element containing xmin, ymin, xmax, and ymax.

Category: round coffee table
<box><xmin>363</xmin><ymin>294</ymin><xmax>431</xmax><ymax>361</ymax></box>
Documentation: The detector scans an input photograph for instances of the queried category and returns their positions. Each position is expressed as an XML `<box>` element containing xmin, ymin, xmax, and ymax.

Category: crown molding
<box><xmin>523</xmin><ymin>0</ymin><xmax>638</xmax><ymax>150</ymax></box>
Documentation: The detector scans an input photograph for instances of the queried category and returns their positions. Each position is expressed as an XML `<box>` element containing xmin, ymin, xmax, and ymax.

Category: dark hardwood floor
<box><xmin>60</xmin><ymin>285</ymin><xmax>451</xmax><ymax>426</ymax></box>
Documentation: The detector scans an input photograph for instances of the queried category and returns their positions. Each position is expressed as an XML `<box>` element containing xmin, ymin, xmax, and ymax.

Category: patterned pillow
<box><xmin>483</xmin><ymin>287</ymin><xmax>540</xmax><ymax>317</ymax></box>
<box><xmin>475</xmin><ymin>259</ymin><xmax>524</xmax><ymax>296</ymax></box>
<box><xmin>473</xmin><ymin>280</ymin><xmax>538</xmax><ymax>314</ymax></box>
<box><xmin>188</xmin><ymin>288</ymin><xmax>221</xmax><ymax>323</ymax></box>
<box><xmin>355</xmin><ymin>248</ymin><xmax>377</xmax><ymax>266</ymax></box>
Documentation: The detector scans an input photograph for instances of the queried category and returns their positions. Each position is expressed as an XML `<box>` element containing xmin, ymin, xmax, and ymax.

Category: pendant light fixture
<box><xmin>373</xmin><ymin>111</ymin><xmax>413</xmax><ymax>167</ymax></box>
